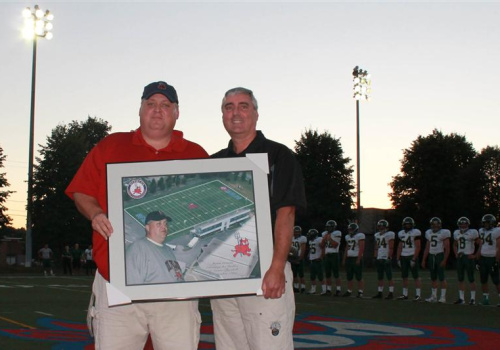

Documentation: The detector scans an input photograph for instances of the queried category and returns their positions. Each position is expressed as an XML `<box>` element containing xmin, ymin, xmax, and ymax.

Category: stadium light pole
<box><xmin>352</xmin><ymin>66</ymin><xmax>371</xmax><ymax>220</ymax></box>
<box><xmin>22</xmin><ymin>5</ymin><xmax>54</xmax><ymax>267</ymax></box>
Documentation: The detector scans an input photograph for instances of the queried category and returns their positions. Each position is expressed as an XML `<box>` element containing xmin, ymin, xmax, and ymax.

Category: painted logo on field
<box><xmin>1</xmin><ymin>315</ymin><xmax>500</xmax><ymax>349</ymax></box>
<box><xmin>0</xmin><ymin>317</ymin><xmax>93</xmax><ymax>350</ymax></box>
<box><xmin>127</xmin><ymin>179</ymin><xmax>147</xmax><ymax>199</ymax></box>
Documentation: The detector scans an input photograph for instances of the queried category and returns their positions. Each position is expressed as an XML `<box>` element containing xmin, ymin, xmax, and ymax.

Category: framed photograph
<box><xmin>106</xmin><ymin>154</ymin><xmax>273</xmax><ymax>305</ymax></box>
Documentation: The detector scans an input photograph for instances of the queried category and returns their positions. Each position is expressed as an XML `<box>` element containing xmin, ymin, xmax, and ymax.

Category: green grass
<box><xmin>0</xmin><ymin>269</ymin><xmax>499</xmax><ymax>349</ymax></box>
<box><xmin>125</xmin><ymin>180</ymin><xmax>254</xmax><ymax>237</ymax></box>
<box><xmin>0</xmin><ymin>274</ymin><xmax>93</xmax><ymax>350</ymax></box>
<box><xmin>290</xmin><ymin>273</ymin><xmax>500</xmax><ymax>328</ymax></box>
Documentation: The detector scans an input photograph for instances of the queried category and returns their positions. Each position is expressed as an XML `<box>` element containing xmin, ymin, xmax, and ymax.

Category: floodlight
<box><xmin>22</xmin><ymin>8</ymin><xmax>32</xmax><ymax>18</ymax></box>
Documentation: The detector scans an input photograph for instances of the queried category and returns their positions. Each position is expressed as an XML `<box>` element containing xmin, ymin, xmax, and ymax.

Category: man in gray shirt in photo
<box><xmin>126</xmin><ymin>210</ymin><xmax>183</xmax><ymax>285</ymax></box>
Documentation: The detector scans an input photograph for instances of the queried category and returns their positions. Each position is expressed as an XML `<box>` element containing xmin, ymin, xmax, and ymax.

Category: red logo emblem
<box><xmin>126</xmin><ymin>179</ymin><xmax>147</xmax><ymax>199</ymax></box>
<box><xmin>233</xmin><ymin>237</ymin><xmax>251</xmax><ymax>257</ymax></box>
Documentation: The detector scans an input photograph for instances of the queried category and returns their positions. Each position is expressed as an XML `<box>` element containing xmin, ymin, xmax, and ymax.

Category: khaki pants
<box><xmin>210</xmin><ymin>262</ymin><xmax>295</xmax><ymax>350</ymax></box>
<box><xmin>90</xmin><ymin>271</ymin><xmax>201</xmax><ymax>350</ymax></box>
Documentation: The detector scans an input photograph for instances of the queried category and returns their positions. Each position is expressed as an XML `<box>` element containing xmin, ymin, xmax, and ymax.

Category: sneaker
<box><xmin>325</xmin><ymin>290</ymin><xmax>332</xmax><ymax>295</ymax></box>
<box><xmin>357</xmin><ymin>292</ymin><xmax>363</xmax><ymax>298</ymax></box>
<box><xmin>481</xmin><ymin>298</ymin><xmax>490</xmax><ymax>306</ymax></box>
<box><xmin>385</xmin><ymin>292</ymin><xmax>394</xmax><ymax>300</ymax></box>
<box><xmin>300</xmin><ymin>288</ymin><xmax>306</xmax><ymax>294</ymax></box>
<box><xmin>469</xmin><ymin>299</ymin><xmax>475</xmax><ymax>306</ymax></box>
<box><xmin>372</xmin><ymin>292</ymin><xmax>383</xmax><ymax>299</ymax></box>
<box><xmin>397</xmin><ymin>295</ymin><xmax>408</xmax><ymax>300</ymax></box>
<box><xmin>320</xmin><ymin>291</ymin><xmax>327</xmax><ymax>296</ymax></box>
<box><xmin>453</xmin><ymin>299</ymin><xmax>464</xmax><ymax>305</ymax></box>
<box><xmin>425</xmin><ymin>296</ymin><xmax>437</xmax><ymax>303</ymax></box>
<box><xmin>438</xmin><ymin>296</ymin><xmax>446</xmax><ymax>304</ymax></box>
<box><xmin>413</xmin><ymin>296</ymin><xmax>422</xmax><ymax>302</ymax></box>
<box><xmin>342</xmin><ymin>291</ymin><xmax>352</xmax><ymax>297</ymax></box>
<box><xmin>307</xmin><ymin>289</ymin><xmax>317</xmax><ymax>295</ymax></box>
<box><xmin>334</xmin><ymin>290</ymin><xmax>341</xmax><ymax>297</ymax></box>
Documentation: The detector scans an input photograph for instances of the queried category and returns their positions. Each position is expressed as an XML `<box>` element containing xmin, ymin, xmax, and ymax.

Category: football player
<box><xmin>307</xmin><ymin>229</ymin><xmax>325</xmax><ymax>294</ymax></box>
<box><xmin>476</xmin><ymin>214</ymin><xmax>500</xmax><ymax>306</ymax></box>
<box><xmin>342</xmin><ymin>223</ymin><xmax>365</xmax><ymax>298</ymax></box>
<box><xmin>373</xmin><ymin>220</ymin><xmax>395</xmax><ymax>299</ymax></box>
<box><xmin>291</xmin><ymin>225</ymin><xmax>307</xmax><ymax>293</ymax></box>
<box><xmin>422</xmin><ymin>217</ymin><xmax>451</xmax><ymax>303</ymax></box>
<box><xmin>453</xmin><ymin>217</ymin><xmax>479</xmax><ymax>305</ymax></box>
<box><xmin>396</xmin><ymin>217</ymin><xmax>422</xmax><ymax>301</ymax></box>
<box><xmin>320</xmin><ymin>220</ymin><xmax>342</xmax><ymax>296</ymax></box>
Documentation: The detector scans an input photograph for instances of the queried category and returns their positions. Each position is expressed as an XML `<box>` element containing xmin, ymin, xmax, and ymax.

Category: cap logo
<box><xmin>158</xmin><ymin>82</ymin><xmax>167</xmax><ymax>90</ymax></box>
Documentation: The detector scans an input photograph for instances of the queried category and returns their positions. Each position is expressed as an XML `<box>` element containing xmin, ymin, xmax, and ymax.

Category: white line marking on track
<box><xmin>35</xmin><ymin>311</ymin><xmax>54</xmax><ymax>316</ymax></box>
<box><xmin>48</xmin><ymin>284</ymin><xmax>89</xmax><ymax>288</ymax></box>
<box><xmin>48</xmin><ymin>286</ymin><xmax>91</xmax><ymax>294</ymax></box>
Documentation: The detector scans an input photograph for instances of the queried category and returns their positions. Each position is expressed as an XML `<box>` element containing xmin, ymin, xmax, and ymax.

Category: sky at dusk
<box><xmin>1</xmin><ymin>0</ymin><xmax>500</xmax><ymax>229</ymax></box>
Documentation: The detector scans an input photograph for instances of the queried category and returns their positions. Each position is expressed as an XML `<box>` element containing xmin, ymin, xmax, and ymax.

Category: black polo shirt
<box><xmin>211</xmin><ymin>131</ymin><xmax>307</xmax><ymax>224</ymax></box>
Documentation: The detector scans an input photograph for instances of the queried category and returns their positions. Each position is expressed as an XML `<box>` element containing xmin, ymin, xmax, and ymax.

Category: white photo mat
<box><xmin>106</xmin><ymin>154</ymin><xmax>273</xmax><ymax>305</ymax></box>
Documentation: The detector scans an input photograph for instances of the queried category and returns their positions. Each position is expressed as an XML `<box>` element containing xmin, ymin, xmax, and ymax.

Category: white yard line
<box><xmin>48</xmin><ymin>286</ymin><xmax>91</xmax><ymax>294</ymax></box>
<box><xmin>34</xmin><ymin>311</ymin><xmax>54</xmax><ymax>316</ymax></box>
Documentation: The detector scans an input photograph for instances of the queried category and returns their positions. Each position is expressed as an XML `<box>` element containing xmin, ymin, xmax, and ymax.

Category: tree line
<box><xmin>389</xmin><ymin>129</ymin><xmax>500</xmax><ymax>232</ymax></box>
<box><xmin>0</xmin><ymin>120</ymin><xmax>498</xmax><ymax>258</ymax></box>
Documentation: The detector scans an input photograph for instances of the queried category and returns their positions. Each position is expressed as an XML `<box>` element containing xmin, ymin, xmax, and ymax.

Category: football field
<box><xmin>1</xmin><ymin>270</ymin><xmax>499</xmax><ymax>349</ymax></box>
<box><xmin>125</xmin><ymin>180</ymin><xmax>254</xmax><ymax>237</ymax></box>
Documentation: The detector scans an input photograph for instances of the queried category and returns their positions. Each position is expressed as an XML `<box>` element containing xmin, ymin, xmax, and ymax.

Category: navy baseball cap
<box><xmin>145</xmin><ymin>210</ymin><xmax>172</xmax><ymax>224</ymax></box>
<box><xmin>141</xmin><ymin>81</ymin><xmax>179</xmax><ymax>104</ymax></box>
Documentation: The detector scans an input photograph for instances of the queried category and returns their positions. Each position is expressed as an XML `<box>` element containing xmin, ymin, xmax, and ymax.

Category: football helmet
<box><xmin>430</xmin><ymin>217</ymin><xmax>442</xmax><ymax>232</ymax></box>
<box><xmin>307</xmin><ymin>229</ymin><xmax>319</xmax><ymax>239</ymax></box>
<box><xmin>293</xmin><ymin>225</ymin><xmax>302</xmax><ymax>237</ymax></box>
<box><xmin>481</xmin><ymin>214</ymin><xmax>497</xmax><ymax>228</ymax></box>
<box><xmin>457</xmin><ymin>217</ymin><xmax>470</xmax><ymax>227</ymax></box>
<box><xmin>402</xmin><ymin>217</ymin><xmax>415</xmax><ymax>230</ymax></box>
<box><xmin>325</xmin><ymin>220</ymin><xmax>337</xmax><ymax>231</ymax></box>
<box><xmin>377</xmin><ymin>219</ymin><xmax>389</xmax><ymax>230</ymax></box>
<box><xmin>348</xmin><ymin>223</ymin><xmax>359</xmax><ymax>234</ymax></box>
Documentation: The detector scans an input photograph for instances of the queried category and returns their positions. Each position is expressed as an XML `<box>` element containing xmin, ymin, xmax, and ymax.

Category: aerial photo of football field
<box><xmin>122</xmin><ymin>174</ymin><xmax>260</xmax><ymax>282</ymax></box>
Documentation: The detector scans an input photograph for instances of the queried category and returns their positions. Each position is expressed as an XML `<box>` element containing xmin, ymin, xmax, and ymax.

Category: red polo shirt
<box><xmin>65</xmin><ymin>129</ymin><xmax>208</xmax><ymax>280</ymax></box>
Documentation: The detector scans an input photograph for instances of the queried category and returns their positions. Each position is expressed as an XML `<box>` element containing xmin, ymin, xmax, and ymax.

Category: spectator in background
<box><xmin>71</xmin><ymin>243</ymin><xmax>83</xmax><ymax>275</ymax></box>
<box><xmin>38</xmin><ymin>243</ymin><xmax>55</xmax><ymax>277</ymax></box>
<box><xmin>62</xmin><ymin>245</ymin><xmax>73</xmax><ymax>275</ymax></box>
<box><xmin>84</xmin><ymin>244</ymin><xmax>95</xmax><ymax>276</ymax></box>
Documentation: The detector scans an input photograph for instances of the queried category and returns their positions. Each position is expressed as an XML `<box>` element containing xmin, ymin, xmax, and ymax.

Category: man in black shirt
<box><xmin>211</xmin><ymin>87</ymin><xmax>306</xmax><ymax>350</ymax></box>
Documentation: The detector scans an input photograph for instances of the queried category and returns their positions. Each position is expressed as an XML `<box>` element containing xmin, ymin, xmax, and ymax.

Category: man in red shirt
<box><xmin>66</xmin><ymin>81</ymin><xmax>208</xmax><ymax>350</ymax></box>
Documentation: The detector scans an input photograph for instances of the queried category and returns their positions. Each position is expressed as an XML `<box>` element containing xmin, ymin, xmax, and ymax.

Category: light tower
<box><xmin>352</xmin><ymin>66</ymin><xmax>371</xmax><ymax>219</ymax></box>
<box><xmin>22</xmin><ymin>5</ymin><xmax>54</xmax><ymax>267</ymax></box>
